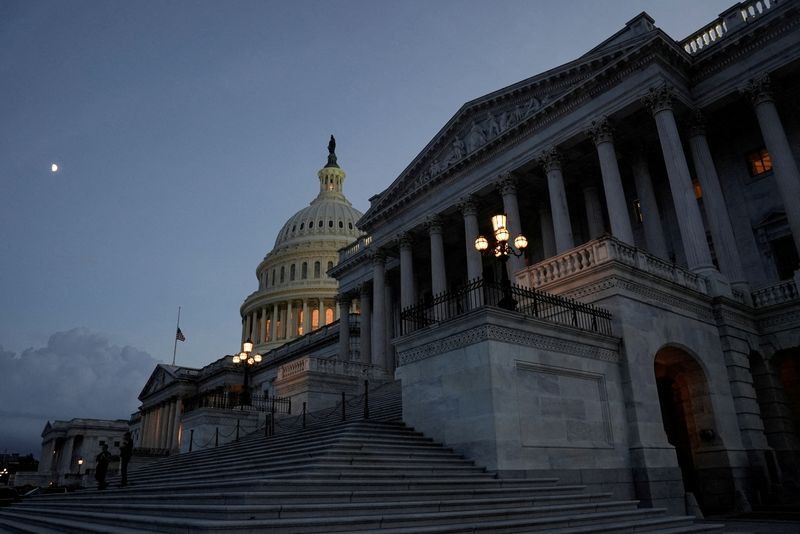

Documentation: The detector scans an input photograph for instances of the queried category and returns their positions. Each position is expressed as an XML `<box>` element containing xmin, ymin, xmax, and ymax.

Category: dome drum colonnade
<box><xmin>240</xmin><ymin>137</ymin><xmax>364</xmax><ymax>354</ymax></box>
<box><xmin>333</xmin><ymin>71</ymin><xmax>800</xmax><ymax>375</ymax></box>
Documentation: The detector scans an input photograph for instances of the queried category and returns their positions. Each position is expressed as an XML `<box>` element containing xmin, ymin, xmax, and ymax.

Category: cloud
<box><xmin>0</xmin><ymin>328</ymin><xmax>158</xmax><ymax>456</ymax></box>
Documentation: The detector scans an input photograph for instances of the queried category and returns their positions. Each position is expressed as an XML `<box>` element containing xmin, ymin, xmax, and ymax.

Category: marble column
<box><xmin>539</xmin><ymin>147</ymin><xmax>574</xmax><ymax>253</ymax></box>
<box><xmin>428</xmin><ymin>216</ymin><xmax>448</xmax><ymax>296</ymax></box>
<box><xmin>250</xmin><ymin>311</ymin><xmax>258</xmax><ymax>343</ymax></box>
<box><xmin>319</xmin><ymin>298</ymin><xmax>326</xmax><ymax>326</ymax></box>
<box><xmin>244</xmin><ymin>314</ymin><xmax>251</xmax><ymax>343</ymax></box>
<box><xmin>164</xmin><ymin>402</ymin><xmax>175</xmax><ymax>450</ymax></box>
<box><xmin>241</xmin><ymin>318</ymin><xmax>246</xmax><ymax>343</ymax></box>
<box><xmin>371</xmin><ymin>253</ymin><xmax>386</xmax><ymax>369</ymax></box>
<box><xmin>630</xmin><ymin>153</ymin><xmax>669</xmax><ymax>259</ymax></box>
<box><xmin>286</xmin><ymin>301</ymin><xmax>293</xmax><ymax>338</ymax></box>
<box><xmin>399</xmin><ymin>233</ymin><xmax>416</xmax><ymax>309</ymax></box>
<box><xmin>338</xmin><ymin>295</ymin><xmax>351</xmax><ymax>360</ymax></box>
<box><xmin>261</xmin><ymin>307</ymin><xmax>267</xmax><ymax>343</ymax></box>
<box><xmin>643</xmin><ymin>85</ymin><xmax>714</xmax><ymax>272</ymax></box>
<box><xmin>538</xmin><ymin>203</ymin><xmax>556</xmax><ymax>258</ymax></box>
<box><xmin>459</xmin><ymin>197</ymin><xmax>483</xmax><ymax>281</ymax></box>
<box><xmin>688</xmin><ymin>112</ymin><xmax>748</xmax><ymax>289</ymax></box>
<box><xmin>498</xmin><ymin>174</ymin><xmax>526</xmax><ymax>275</ymax></box>
<box><xmin>582</xmin><ymin>185</ymin><xmax>605</xmax><ymax>240</ymax></box>
<box><xmin>270</xmin><ymin>303</ymin><xmax>278</xmax><ymax>341</ymax></box>
<box><xmin>385</xmin><ymin>283</ymin><xmax>394</xmax><ymax>371</ymax></box>
<box><xmin>588</xmin><ymin>118</ymin><xmax>634</xmax><ymax>245</ymax></box>
<box><xmin>302</xmin><ymin>300</ymin><xmax>310</xmax><ymax>334</ymax></box>
<box><xmin>744</xmin><ymin>74</ymin><xmax>800</xmax><ymax>256</ymax></box>
<box><xmin>360</xmin><ymin>284</ymin><xmax>372</xmax><ymax>365</ymax></box>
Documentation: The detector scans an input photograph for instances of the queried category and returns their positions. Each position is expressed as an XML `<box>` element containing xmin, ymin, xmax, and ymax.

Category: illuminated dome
<box><xmin>240</xmin><ymin>136</ymin><xmax>364</xmax><ymax>353</ymax></box>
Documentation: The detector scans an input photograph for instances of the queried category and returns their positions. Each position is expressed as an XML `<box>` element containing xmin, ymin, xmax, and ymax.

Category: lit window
<box><xmin>747</xmin><ymin>148</ymin><xmax>772</xmax><ymax>176</ymax></box>
<box><xmin>632</xmin><ymin>199</ymin><xmax>644</xmax><ymax>223</ymax></box>
<box><xmin>692</xmin><ymin>179</ymin><xmax>702</xmax><ymax>199</ymax></box>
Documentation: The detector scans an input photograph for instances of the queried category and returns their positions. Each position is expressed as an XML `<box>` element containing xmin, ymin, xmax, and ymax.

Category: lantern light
<box><xmin>253</xmin><ymin>354</ymin><xmax>262</xmax><ymax>363</ymax></box>
<box><xmin>495</xmin><ymin>226</ymin><xmax>510</xmax><ymax>242</ymax></box>
<box><xmin>474</xmin><ymin>236</ymin><xmax>489</xmax><ymax>251</ymax></box>
<box><xmin>491</xmin><ymin>214</ymin><xmax>507</xmax><ymax>232</ymax></box>
<box><xmin>514</xmin><ymin>234</ymin><xmax>528</xmax><ymax>250</ymax></box>
<box><xmin>232</xmin><ymin>355</ymin><xmax>240</xmax><ymax>364</ymax></box>
<box><xmin>242</xmin><ymin>339</ymin><xmax>254</xmax><ymax>353</ymax></box>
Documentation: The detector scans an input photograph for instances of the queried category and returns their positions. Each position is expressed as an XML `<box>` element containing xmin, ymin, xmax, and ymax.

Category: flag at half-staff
<box><xmin>176</xmin><ymin>328</ymin><xmax>186</xmax><ymax>342</ymax></box>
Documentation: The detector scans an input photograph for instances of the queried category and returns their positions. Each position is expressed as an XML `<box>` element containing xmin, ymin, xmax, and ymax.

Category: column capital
<box><xmin>642</xmin><ymin>84</ymin><xmax>674</xmax><ymax>115</ymax></box>
<box><xmin>687</xmin><ymin>109</ymin><xmax>706</xmax><ymax>138</ymax></box>
<box><xmin>336</xmin><ymin>292</ymin><xmax>353</xmax><ymax>304</ymax></box>
<box><xmin>397</xmin><ymin>232</ymin><xmax>414</xmax><ymax>249</ymax></box>
<box><xmin>587</xmin><ymin>116</ymin><xmax>614</xmax><ymax>145</ymax></box>
<box><xmin>496</xmin><ymin>173</ymin><xmax>517</xmax><ymax>196</ymax></box>
<box><xmin>741</xmin><ymin>73</ymin><xmax>774</xmax><ymax>106</ymax></box>
<box><xmin>457</xmin><ymin>196</ymin><xmax>478</xmax><ymax>217</ymax></box>
<box><xmin>426</xmin><ymin>215</ymin><xmax>444</xmax><ymax>234</ymax></box>
<box><xmin>370</xmin><ymin>250</ymin><xmax>386</xmax><ymax>265</ymax></box>
<box><xmin>538</xmin><ymin>147</ymin><xmax>562</xmax><ymax>173</ymax></box>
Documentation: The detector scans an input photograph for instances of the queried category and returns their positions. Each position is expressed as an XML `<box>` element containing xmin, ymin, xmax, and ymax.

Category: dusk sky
<box><xmin>1</xmin><ymin>0</ymin><xmax>734</xmax><ymax>455</ymax></box>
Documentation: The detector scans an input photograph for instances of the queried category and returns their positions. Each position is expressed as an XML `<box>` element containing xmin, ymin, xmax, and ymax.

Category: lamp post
<box><xmin>232</xmin><ymin>338</ymin><xmax>261</xmax><ymax>406</ymax></box>
<box><xmin>474</xmin><ymin>213</ymin><xmax>528</xmax><ymax>310</ymax></box>
<box><xmin>77</xmin><ymin>458</ymin><xmax>83</xmax><ymax>476</ymax></box>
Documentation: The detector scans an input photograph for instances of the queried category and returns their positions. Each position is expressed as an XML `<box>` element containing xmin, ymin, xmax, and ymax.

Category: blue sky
<box><xmin>0</xmin><ymin>0</ymin><xmax>733</xmax><ymax>454</ymax></box>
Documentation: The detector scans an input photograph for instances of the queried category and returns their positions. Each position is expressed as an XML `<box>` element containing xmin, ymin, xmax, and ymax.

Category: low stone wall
<box><xmin>179</xmin><ymin>409</ymin><xmax>262</xmax><ymax>454</ymax></box>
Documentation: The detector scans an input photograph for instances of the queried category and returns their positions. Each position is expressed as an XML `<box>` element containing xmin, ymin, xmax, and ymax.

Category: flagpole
<box><xmin>172</xmin><ymin>306</ymin><xmax>181</xmax><ymax>365</ymax></box>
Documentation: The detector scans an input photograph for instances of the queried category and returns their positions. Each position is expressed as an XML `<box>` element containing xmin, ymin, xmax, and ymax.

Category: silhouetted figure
<box><xmin>94</xmin><ymin>444</ymin><xmax>111</xmax><ymax>490</ymax></box>
<box><xmin>119</xmin><ymin>432</ymin><xmax>133</xmax><ymax>487</ymax></box>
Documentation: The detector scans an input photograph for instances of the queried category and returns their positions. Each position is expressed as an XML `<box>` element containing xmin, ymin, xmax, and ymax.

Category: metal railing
<box><xmin>400</xmin><ymin>278</ymin><xmax>613</xmax><ymax>336</ymax></box>
<box><xmin>183</xmin><ymin>390</ymin><xmax>291</xmax><ymax>415</ymax></box>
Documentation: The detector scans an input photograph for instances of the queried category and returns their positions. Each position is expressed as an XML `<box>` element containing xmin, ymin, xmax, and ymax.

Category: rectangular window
<box><xmin>632</xmin><ymin>199</ymin><xmax>644</xmax><ymax>223</ymax></box>
<box><xmin>747</xmin><ymin>148</ymin><xmax>772</xmax><ymax>177</ymax></box>
<box><xmin>692</xmin><ymin>178</ymin><xmax>703</xmax><ymax>199</ymax></box>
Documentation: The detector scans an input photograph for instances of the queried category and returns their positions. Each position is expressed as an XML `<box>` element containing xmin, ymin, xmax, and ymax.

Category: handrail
<box><xmin>399</xmin><ymin>277</ymin><xmax>613</xmax><ymax>336</ymax></box>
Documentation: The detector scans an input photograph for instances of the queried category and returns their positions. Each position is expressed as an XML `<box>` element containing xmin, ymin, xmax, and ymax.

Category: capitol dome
<box><xmin>240</xmin><ymin>137</ymin><xmax>364</xmax><ymax>352</ymax></box>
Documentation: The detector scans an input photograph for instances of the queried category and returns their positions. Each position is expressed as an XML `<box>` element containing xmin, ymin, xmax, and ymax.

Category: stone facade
<box><xmin>331</xmin><ymin>1</ymin><xmax>800</xmax><ymax>515</ymax></box>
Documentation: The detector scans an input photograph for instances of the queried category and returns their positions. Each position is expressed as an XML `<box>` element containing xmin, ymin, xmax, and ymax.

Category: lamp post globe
<box><xmin>233</xmin><ymin>339</ymin><xmax>260</xmax><ymax>406</ymax></box>
<box><xmin>474</xmin><ymin>213</ymin><xmax>527</xmax><ymax>311</ymax></box>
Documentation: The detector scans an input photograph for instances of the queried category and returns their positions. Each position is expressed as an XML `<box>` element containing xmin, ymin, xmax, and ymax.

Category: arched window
<box><xmin>301</xmin><ymin>262</ymin><xmax>308</xmax><ymax>279</ymax></box>
<box><xmin>326</xmin><ymin>261</ymin><xmax>333</xmax><ymax>274</ymax></box>
<box><xmin>348</xmin><ymin>222</ymin><xmax>353</xmax><ymax>229</ymax></box>
<box><xmin>309</xmin><ymin>220</ymin><xmax>314</xmax><ymax>228</ymax></box>
<box><xmin>314</xmin><ymin>261</ymin><xmax>321</xmax><ymax>278</ymax></box>
<box><xmin>328</xmin><ymin>220</ymin><xmax>333</xmax><ymax>228</ymax></box>
<box><xmin>325</xmin><ymin>308</ymin><xmax>334</xmax><ymax>325</ymax></box>
<box><xmin>300</xmin><ymin>222</ymin><xmax>304</xmax><ymax>230</ymax></box>
<box><xmin>290</xmin><ymin>264</ymin><xmax>296</xmax><ymax>281</ymax></box>
<box><xmin>338</xmin><ymin>221</ymin><xmax>343</xmax><ymax>228</ymax></box>
<box><xmin>271</xmin><ymin>269</ymin><xmax>275</xmax><ymax>286</ymax></box>
<box><xmin>280</xmin><ymin>266</ymin><xmax>285</xmax><ymax>283</ymax></box>
<box><xmin>318</xmin><ymin>220</ymin><xmax>323</xmax><ymax>228</ymax></box>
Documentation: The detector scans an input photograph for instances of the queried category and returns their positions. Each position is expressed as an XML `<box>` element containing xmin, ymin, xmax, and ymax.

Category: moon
<box><xmin>51</xmin><ymin>163</ymin><xmax>59</xmax><ymax>172</ymax></box>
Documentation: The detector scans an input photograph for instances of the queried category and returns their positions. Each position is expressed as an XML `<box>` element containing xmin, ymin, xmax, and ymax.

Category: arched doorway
<box><xmin>655</xmin><ymin>346</ymin><xmax>731</xmax><ymax>512</ymax></box>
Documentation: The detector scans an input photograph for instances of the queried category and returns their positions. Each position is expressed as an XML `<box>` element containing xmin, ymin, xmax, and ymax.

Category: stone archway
<box><xmin>655</xmin><ymin>345</ymin><xmax>733</xmax><ymax>513</ymax></box>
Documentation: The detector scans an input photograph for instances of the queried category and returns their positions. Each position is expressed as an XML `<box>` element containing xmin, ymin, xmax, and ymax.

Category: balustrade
<box><xmin>752</xmin><ymin>279</ymin><xmax>799</xmax><ymax>308</ymax></box>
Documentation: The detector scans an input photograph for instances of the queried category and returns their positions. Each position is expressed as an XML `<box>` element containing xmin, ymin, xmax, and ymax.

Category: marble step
<box><xmin>18</xmin><ymin>487</ymin><xmax>601</xmax><ymax>508</ymax></box>
<box><xmin>0</xmin><ymin>505</ymin><xmax>683</xmax><ymax>534</ymax></box>
<box><xmin>14</xmin><ymin>491</ymin><xmax>618</xmax><ymax>519</ymax></box>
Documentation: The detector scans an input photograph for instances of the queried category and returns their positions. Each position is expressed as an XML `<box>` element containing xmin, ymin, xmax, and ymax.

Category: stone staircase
<box><xmin>0</xmin><ymin>383</ymin><xmax>722</xmax><ymax>533</ymax></box>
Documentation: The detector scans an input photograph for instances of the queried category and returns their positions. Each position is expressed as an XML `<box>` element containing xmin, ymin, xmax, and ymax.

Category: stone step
<box><xmin>0</xmin><ymin>501</ymin><xmax>653</xmax><ymax>533</ymax></box>
<box><xmin>31</xmin><ymin>476</ymin><xmax>567</xmax><ymax>499</ymax></box>
<box><xmin>18</xmin><ymin>487</ymin><xmax>603</xmax><ymax>508</ymax></box>
<box><xmin>14</xmin><ymin>492</ymin><xmax>618</xmax><ymax>519</ymax></box>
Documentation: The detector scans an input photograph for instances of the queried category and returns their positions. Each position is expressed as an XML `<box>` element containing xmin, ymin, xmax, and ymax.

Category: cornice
<box><xmin>397</xmin><ymin>323</ymin><xmax>619</xmax><ymax>367</ymax></box>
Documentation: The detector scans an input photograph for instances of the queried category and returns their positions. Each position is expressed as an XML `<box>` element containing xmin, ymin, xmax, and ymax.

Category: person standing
<box><xmin>94</xmin><ymin>444</ymin><xmax>111</xmax><ymax>490</ymax></box>
<box><xmin>119</xmin><ymin>432</ymin><xmax>133</xmax><ymax>487</ymax></box>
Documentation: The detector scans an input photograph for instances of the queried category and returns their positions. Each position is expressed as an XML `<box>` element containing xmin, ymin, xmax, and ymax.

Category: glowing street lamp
<box><xmin>474</xmin><ymin>213</ymin><xmax>528</xmax><ymax>310</ymax></box>
<box><xmin>232</xmin><ymin>338</ymin><xmax>261</xmax><ymax>406</ymax></box>
<box><xmin>77</xmin><ymin>458</ymin><xmax>84</xmax><ymax>475</ymax></box>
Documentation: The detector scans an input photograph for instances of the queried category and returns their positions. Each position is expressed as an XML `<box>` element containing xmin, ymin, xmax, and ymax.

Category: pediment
<box><xmin>138</xmin><ymin>364</ymin><xmax>177</xmax><ymax>400</ymax></box>
<box><xmin>359</xmin><ymin>15</ymin><xmax>667</xmax><ymax>229</ymax></box>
